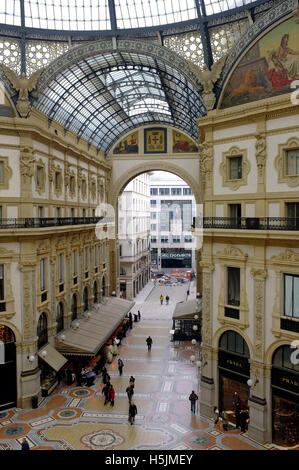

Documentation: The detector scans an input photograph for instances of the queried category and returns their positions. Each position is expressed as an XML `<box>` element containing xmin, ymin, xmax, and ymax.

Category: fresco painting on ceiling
<box><xmin>172</xmin><ymin>131</ymin><xmax>198</xmax><ymax>153</ymax></box>
<box><xmin>221</xmin><ymin>17</ymin><xmax>299</xmax><ymax>109</ymax></box>
<box><xmin>144</xmin><ymin>128</ymin><xmax>167</xmax><ymax>153</ymax></box>
<box><xmin>113</xmin><ymin>131</ymin><xmax>138</xmax><ymax>154</ymax></box>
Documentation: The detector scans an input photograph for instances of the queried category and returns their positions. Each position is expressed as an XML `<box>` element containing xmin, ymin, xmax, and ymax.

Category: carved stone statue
<box><xmin>2</xmin><ymin>65</ymin><xmax>43</xmax><ymax>118</ymax></box>
<box><xmin>20</xmin><ymin>147</ymin><xmax>35</xmax><ymax>179</ymax></box>
<box><xmin>188</xmin><ymin>55</ymin><xmax>227</xmax><ymax>111</ymax></box>
<box><xmin>255</xmin><ymin>133</ymin><xmax>266</xmax><ymax>180</ymax></box>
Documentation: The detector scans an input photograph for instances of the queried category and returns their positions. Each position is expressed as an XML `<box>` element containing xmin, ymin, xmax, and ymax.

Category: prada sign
<box><xmin>218</xmin><ymin>350</ymin><xmax>250</xmax><ymax>377</ymax></box>
<box><xmin>272</xmin><ymin>368</ymin><xmax>299</xmax><ymax>395</ymax></box>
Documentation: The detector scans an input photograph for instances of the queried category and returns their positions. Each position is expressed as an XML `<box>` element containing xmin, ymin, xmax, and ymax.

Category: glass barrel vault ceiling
<box><xmin>0</xmin><ymin>0</ymin><xmax>260</xmax><ymax>30</ymax></box>
<box><xmin>36</xmin><ymin>51</ymin><xmax>204</xmax><ymax>152</ymax></box>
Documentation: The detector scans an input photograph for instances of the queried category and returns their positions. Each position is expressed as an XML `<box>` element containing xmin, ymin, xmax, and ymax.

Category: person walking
<box><xmin>213</xmin><ymin>406</ymin><xmax>220</xmax><ymax>425</ymax></box>
<box><xmin>189</xmin><ymin>390</ymin><xmax>198</xmax><ymax>413</ymax></box>
<box><xmin>137</xmin><ymin>310</ymin><xmax>141</xmax><ymax>321</ymax></box>
<box><xmin>118</xmin><ymin>358</ymin><xmax>124</xmax><ymax>375</ymax></box>
<box><xmin>101</xmin><ymin>366</ymin><xmax>108</xmax><ymax>384</ymax></box>
<box><xmin>146</xmin><ymin>336</ymin><xmax>153</xmax><ymax>351</ymax></box>
<box><xmin>129</xmin><ymin>376</ymin><xmax>135</xmax><ymax>387</ymax></box>
<box><xmin>128</xmin><ymin>401</ymin><xmax>137</xmax><ymax>425</ymax></box>
<box><xmin>222</xmin><ymin>408</ymin><xmax>229</xmax><ymax>431</ymax></box>
<box><xmin>165</xmin><ymin>295</ymin><xmax>170</xmax><ymax>305</ymax></box>
<box><xmin>102</xmin><ymin>383</ymin><xmax>110</xmax><ymax>405</ymax></box>
<box><xmin>160</xmin><ymin>294</ymin><xmax>164</xmax><ymax>305</ymax></box>
<box><xmin>126</xmin><ymin>384</ymin><xmax>134</xmax><ymax>404</ymax></box>
<box><xmin>108</xmin><ymin>385</ymin><xmax>115</xmax><ymax>407</ymax></box>
<box><xmin>21</xmin><ymin>438</ymin><xmax>30</xmax><ymax>450</ymax></box>
<box><xmin>240</xmin><ymin>409</ymin><xmax>250</xmax><ymax>433</ymax></box>
<box><xmin>235</xmin><ymin>404</ymin><xmax>241</xmax><ymax>429</ymax></box>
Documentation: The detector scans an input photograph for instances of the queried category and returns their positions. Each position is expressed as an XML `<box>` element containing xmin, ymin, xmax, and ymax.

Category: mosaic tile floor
<box><xmin>0</xmin><ymin>283</ymin><xmax>296</xmax><ymax>451</ymax></box>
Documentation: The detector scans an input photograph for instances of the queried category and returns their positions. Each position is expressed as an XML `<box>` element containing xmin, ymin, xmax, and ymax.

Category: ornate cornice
<box><xmin>251</xmin><ymin>268</ymin><xmax>268</xmax><ymax>280</ymax></box>
<box><xmin>215</xmin><ymin>245</ymin><xmax>248</xmax><ymax>261</ymax></box>
<box><xmin>271</xmin><ymin>248</ymin><xmax>299</xmax><ymax>265</ymax></box>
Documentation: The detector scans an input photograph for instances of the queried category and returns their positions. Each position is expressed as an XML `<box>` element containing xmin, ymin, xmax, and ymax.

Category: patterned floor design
<box><xmin>0</xmin><ymin>283</ymin><xmax>297</xmax><ymax>451</ymax></box>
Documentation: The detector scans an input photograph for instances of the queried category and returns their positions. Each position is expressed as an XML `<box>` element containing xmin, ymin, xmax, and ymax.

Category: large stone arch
<box><xmin>264</xmin><ymin>339</ymin><xmax>297</xmax><ymax>367</ymax></box>
<box><xmin>111</xmin><ymin>160</ymin><xmax>201</xmax><ymax>210</ymax></box>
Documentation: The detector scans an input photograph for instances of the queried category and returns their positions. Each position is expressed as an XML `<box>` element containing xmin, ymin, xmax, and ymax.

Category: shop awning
<box><xmin>55</xmin><ymin>297</ymin><xmax>135</xmax><ymax>356</ymax></box>
<box><xmin>38</xmin><ymin>344</ymin><xmax>68</xmax><ymax>371</ymax></box>
<box><xmin>172</xmin><ymin>299</ymin><xmax>202</xmax><ymax>320</ymax></box>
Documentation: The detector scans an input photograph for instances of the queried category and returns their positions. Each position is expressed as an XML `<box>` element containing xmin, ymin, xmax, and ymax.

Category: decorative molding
<box><xmin>215</xmin><ymin>245</ymin><xmax>248</xmax><ymax>261</ymax></box>
<box><xmin>254</xmin><ymin>279</ymin><xmax>265</xmax><ymax>361</ymax></box>
<box><xmin>271</xmin><ymin>248</ymin><xmax>299</xmax><ymax>265</ymax></box>
<box><xmin>199</xmin><ymin>140</ymin><xmax>213</xmax><ymax>195</ymax></box>
<box><xmin>20</xmin><ymin>147</ymin><xmax>35</xmax><ymax>188</ymax></box>
<box><xmin>219</xmin><ymin>145</ymin><xmax>250</xmax><ymax>191</ymax></box>
<box><xmin>199</xmin><ymin>261</ymin><xmax>215</xmax><ymax>273</ymax></box>
<box><xmin>250</xmin><ymin>268</ymin><xmax>268</xmax><ymax>280</ymax></box>
<box><xmin>274</xmin><ymin>137</ymin><xmax>299</xmax><ymax>188</ymax></box>
<box><xmin>255</xmin><ymin>133</ymin><xmax>266</xmax><ymax>184</ymax></box>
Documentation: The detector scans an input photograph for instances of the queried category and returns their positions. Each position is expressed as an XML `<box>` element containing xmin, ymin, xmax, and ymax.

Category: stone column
<box><xmin>247</xmin><ymin>268</ymin><xmax>269</xmax><ymax>444</ymax></box>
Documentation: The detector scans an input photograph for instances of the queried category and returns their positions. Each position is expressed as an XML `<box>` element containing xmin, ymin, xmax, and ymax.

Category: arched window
<box><xmin>93</xmin><ymin>281</ymin><xmax>98</xmax><ymax>304</ymax></box>
<box><xmin>219</xmin><ymin>330</ymin><xmax>250</xmax><ymax>357</ymax></box>
<box><xmin>71</xmin><ymin>294</ymin><xmax>77</xmax><ymax>321</ymax></box>
<box><xmin>83</xmin><ymin>286</ymin><xmax>88</xmax><ymax>312</ymax></box>
<box><xmin>37</xmin><ymin>312</ymin><xmax>48</xmax><ymax>350</ymax></box>
<box><xmin>56</xmin><ymin>302</ymin><xmax>64</xmax><ymax>333</ymax></box>
<box><xmin>0</xmin><ymin>325</ymin><xmax>16</xmax><ymax>409</ymax></box>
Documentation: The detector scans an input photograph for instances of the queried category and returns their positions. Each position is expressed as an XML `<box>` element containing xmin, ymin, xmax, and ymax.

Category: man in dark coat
<box><xmin>128</xmin><ymin>401</ymin><xmax>137</xmax><ymax>425</ymax></box>
<box><xmin>189</xmin><ymin>390</ymin><xmax>198</xmax><ymax>413</ymax></box>
<box><xmin>21</xmin><ymin>438</ymin><xmax>30</xmax><ymax>450</ymax></box>
<box><xmin>146</xmin><ymin>336</ymin><xmax>153</xmax><ymax>351</ymax></box>
<box><xmin>102</xmin><ymin>383</ymin><xmax>111</xmax><ymax>405</ymax></box>
<box><xmin>126</xmin><ymin>384</ymin><xmax>134</xmax><ymax>403</ymax></box>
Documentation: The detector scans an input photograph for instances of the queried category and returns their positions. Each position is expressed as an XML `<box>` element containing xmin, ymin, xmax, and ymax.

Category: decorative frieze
<box><xmin>255</xmin><ymin>133</ymin><xmax>266</xmax><ymax>183</ymax></box>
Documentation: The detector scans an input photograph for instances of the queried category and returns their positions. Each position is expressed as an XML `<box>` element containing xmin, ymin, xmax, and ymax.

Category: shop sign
<box><xmin>272</xmin><ymin>368</ymin><xmax>299</xmax><ymax>395</ymax></box>
<box><xmin>218</xmin><ymin>350</ymin><xmax>250</xmax><ymax>376</ymax></box>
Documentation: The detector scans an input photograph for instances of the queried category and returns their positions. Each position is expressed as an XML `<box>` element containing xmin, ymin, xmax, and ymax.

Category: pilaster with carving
<box><xmin>251</xmin><ymin>268</ymin><xmax>267</xmax><ymax>362</ymax></box>
<box><xmin>198</xmin><ymin>140</ymin><xmax>213</xmax><ymax>198</ymax></box>
<box><xmin>201</xmin><ymin>262</ymin><xmax>215</xmax><ymax>347</ymax></box>
<box><xmin>20</xmin><ymin>146</ymin><xmax>35</xmax><ymax>193</ymax></box>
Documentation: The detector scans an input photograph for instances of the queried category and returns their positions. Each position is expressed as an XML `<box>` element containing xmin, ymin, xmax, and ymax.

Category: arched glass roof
<box><xmin>0</xmin><ymin>0</ymin><xmax>261</xmax><ymax>31</ymax></box>
<box><xmin>35</xmin><ymin>50</ymin><xmax>204</xmax><ymax>152</ymax></box>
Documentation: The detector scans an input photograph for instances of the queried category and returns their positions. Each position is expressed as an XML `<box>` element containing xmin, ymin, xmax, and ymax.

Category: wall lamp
<box><xmin>27</xmin><ymin>349</ymin><xmax>47</xmax><ymax>363</ymax></box>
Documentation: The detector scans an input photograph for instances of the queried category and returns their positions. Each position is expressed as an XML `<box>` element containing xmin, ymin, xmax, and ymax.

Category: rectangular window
<box><xmin>184</xmin><ymin>236</ymin><xmax>192</xmax><ymax>243</ymax></box>
<box><xmin>70</xmin><ymin>175</ymin><xmax>75</xmax><ymax>193</ymax></box>
<box><xmin>161</xmin><ymin>237</ymin><xmax>169</xmax><ymax>243</ymax></box>
<box><xmin>56</xmin><ymin>207</ymin><xmax>61</xmax><ymax>218</ymax></box>
<box><xmin>159</xmin><ymin>188</ymin><xmax>170</xmax><ymax>195</ymax></box>
<box><xmin>0</xmin><ymin>206</ymin><xmax>2</xmax><ymax>220</ymax></box>
<box><xmin>229</xmin><ymin>157</ymin><xmax>242</xmax><ymax>180</ymax></box>
<box><xmin>171</xmin><ymin>188</ymin><xmax>182</xmax><ymax>195</ymax></box>
<box><xmin>150</xmin><ymin>200</ymin><xmax>156</xmax><ymax>206</ymax></box>
<box><xmin>73</xmin><ymin>250</ymin><xmax>77</xmax><ymax>276</ymax></box>
<box><xmin>284</xmin><ymin>274</ymin><xmax>299</xmax><ymax>318</ymax></box>
<box><xmin>227</xmin><ymin>267</ymin><xmax>240</xmax><ymax>307</ymax></box>
<box><xmin>94</xmin><ymin>245</ymin><xmax>98</xmax><ymax>266</ymax></box>
<box><xmin>172</xmin><ymin>237</ymin><xmax>180</xmax><ymax>243</ymax></box>
<box><xmin>286</xmin><ymin>149</ymin><xmax>299</xmax><ymax>176</ymax></box>
<box><xmin>70</xmin><ymin>208</ymin><xmax>75</xmax><ymax>218</ymax></box>
<box><xmin>55</xmin><ymin>171</ymin><xmax>61</xmax><ymax>190</ymax></box>
<box><xmin>36</xmin><ymin>166</ymin><xmax>42</xmax><ymax>187</ymax></box>
<box><xmin>58</xmin><ymin>254</ymin><xmax>63</xmax><ymax>283</ymax></box>
<box><xmin>40</xmin><ymin>259</ymin><xmax>46</xmax><ymax>292</ymax></box>
<box><xmin>0</xmin><ymin>161</ymin><xmax>3</xmax><ymax>184</ymax></box>
<box><xmin>150</xmin><ymin>188</ymin><xmax>158</xmax><ymax>195</ymax></box>
<box><xmin>38</xmin><ymin>206</ymin><xmax>43</xmax><ymax>218</ymax></box>
<box><xmin>183</xmin><ymin>187</ymin><xmax>193</xmax><ymax>195</ymax></box>
<box><xmin>150</xmin><ymin>224</ymin><xmax>157</xmax><ymax>231</ymax></box>
<box><xmin>151</xmin><ymin>212</ymin><xmax>157</xmax><ymax>219</ymax></box>
<box><xmin>0</xmin><ymin>264</ymin><xmax>4</xmax><ymax>300</ymax></box>
<box><xmin>151</xmin><ymin>237</ymin><xmax>157</xmax><ymax>243</ymax></box>
<box><xmin>119</xmin><ymin>245</ymin><xmax>122</xmax><ymax>257</ymax></box>
<box><xmin>85</xmin><ymin>247</ymin><xmax>89</xmax><ymax>271</ymax></box>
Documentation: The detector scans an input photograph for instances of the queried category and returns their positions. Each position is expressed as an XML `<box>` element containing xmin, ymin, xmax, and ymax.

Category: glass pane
<box><xmin>227</xmin><ymin>267</ymin><xmax>240</xmax><ymax>306</ymax></box>
<box><xmin>273</xmin><ymin>347</ymin><xmax>283</xmax><ymax>367</ymax></box>
<box><xmin>235</xmin><ymin>333</ymin><xmax>244</xmax><ymax>355</ymax></box>
<box><xmin>285</xmin><ymin>275</ymin><xmax>293</xmax><ymax>317</ymax></box>
<box><xmin>286</xmin><ymin>149</ymin><xmax>299</xmax><ymax>176</ymax></box>
<box><xmin>227</xmin><ymin>330</ymin><xmax>236</xmax><ymax>352</ymax></box>
<box><xmin>293</xmin><ymin>276</ymin><xmax>299</xmax><ymax>318</ymax></box>
<box><xmin>229</xmin><ymin>157</ymin><xmax>242</xmax><ymax>180</ymax></box>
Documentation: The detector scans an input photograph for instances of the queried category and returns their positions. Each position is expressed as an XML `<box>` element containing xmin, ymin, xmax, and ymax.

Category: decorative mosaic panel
<box><xmin>26</xmin><ymin>40</ymin><xmax>70</xmax><ymax>75</ymax></box>
<box><xmin>163</xmin><ymin>31</ymin><xmax>204</xmax><ymax>68</ymax></box>
<box><xmin>209</xmin><ymin>19</ymin><xmax>249</xmax><ymax>63</ymax></box>
<box><xmin>0</xmin><ymin>37</ymin><xmax>21</xmax><ymax>74</ymax></box>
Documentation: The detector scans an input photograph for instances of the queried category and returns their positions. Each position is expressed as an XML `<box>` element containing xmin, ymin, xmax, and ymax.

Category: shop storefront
<box><xmin>272</xmin><ymin>345</ymin><xmax>299</xmax><ymax>447</ymax></box>
<box><xmin>38</xmin><ymin>344</ymin><xmax>68</xmax><ymax>397</ymax></box>
<box><xmin>218</xmin><ymin>331</ymin><xmax>250</xmax><ymax>425</ymax></box>
<box><xmin>0</xmin><ymin>325</ymin><xmax>16</xmax><ymax>410</ymax></box>
<box><xmin>161</xmin><ymin>248</ymin><xmax>192</xmax><ymax>268</ymax></box>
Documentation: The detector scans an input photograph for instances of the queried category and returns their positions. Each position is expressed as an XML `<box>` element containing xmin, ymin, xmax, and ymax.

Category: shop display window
<box><xmin>272</xmin><ymin>396</ymin><xmax>299</xmax><ymax>447</ymax></box>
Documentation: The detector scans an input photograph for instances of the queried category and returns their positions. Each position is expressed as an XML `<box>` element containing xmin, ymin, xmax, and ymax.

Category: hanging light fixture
<box><xmin>190</xmin><ymin>355</ymin><xmax>195</xmax><ymax>362</ymax></box>
<box><xmin>191</xmin><ymin>339</ymin><xmax>196</xmax><ymax>345</ymax></box>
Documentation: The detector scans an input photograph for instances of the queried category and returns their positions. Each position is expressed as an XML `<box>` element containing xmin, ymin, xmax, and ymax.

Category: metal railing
<box><xmin>0</xmin><ymin>217</ymin><xmax>103</xmax><ymax>229</ymax></box>
<box><xmin>192</xmin><ymin>217</ymin><xmax>299</xmax><ymax>231</ymax></box>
